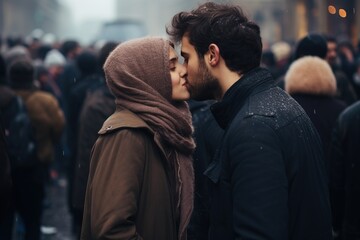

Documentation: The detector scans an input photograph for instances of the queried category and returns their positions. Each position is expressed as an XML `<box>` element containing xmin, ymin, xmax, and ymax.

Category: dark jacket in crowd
<box><xmin>285</xmin><ymin>56</ymin><xmax>347</xmax><ymax>172</ymax></box>
<box><xmin>330</xmin><ymin>101</ymin><xmax>360</xmax><ymax>240</ymax></box>
<box><xmin>187</xmin><ymin>100</ymin><xmax>223</xmax><ymax>240</ymax></box>
<box><xmin>72</xmin><ymin>85</ymin><xmax>115</xmax><ymax>211</ymax></box>
<box><xmin>0</xmin><ymin>121</ymin><xmax>12</xmax><ymax>222</ymax></box>
<box><xmin>205</xmin><ymin>67</ymin><xmax>332</xmax><ymax>240</ymax></box>
<box><xmin>0</xmin><ymin>85</ymin><xmax>16</xmax><ymax>220</ymax></box>
<box><xmin>333</xmin><ymin>68</ymin><xmax>358</xmax><ymax>105</ymax></box>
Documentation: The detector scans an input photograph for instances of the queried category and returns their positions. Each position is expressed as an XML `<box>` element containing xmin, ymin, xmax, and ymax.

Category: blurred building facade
<box><xmin>221</xmin><ymin>0</ymin><xmax>360</xmax><ymax>46</ymax></box>
<box><xmin>114</xmin><ymin>0</ymin><xmax>360</xmax><ymax>46</ymax></box>
<box><xmin>0</xmin><ymin>0</ymin><xmax>71</xmax><ymax>41</ymax></box>
<box><xmin>115</xmin><ymin>0</ymin><xmax>195</xmax><ymax>36</ymax></box>
<box><xmin>0</xmin><ymin>0</ymin><xmax>359</xmax><ymax>46</ymax></box>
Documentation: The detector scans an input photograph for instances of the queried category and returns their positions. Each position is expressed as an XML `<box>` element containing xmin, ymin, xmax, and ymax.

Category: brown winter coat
<box><xmin>15</xmin><ymin>89</ymin><xmax>64</xmax><ymax>163</ymax></box>
<box><xmin>81</xmin><ymin>108</ymin><xmax>178</xmax><ymax>240</ymax></box>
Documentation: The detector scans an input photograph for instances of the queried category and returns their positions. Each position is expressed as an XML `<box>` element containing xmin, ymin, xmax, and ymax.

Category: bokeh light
<box><xmin>328</xmin><ymin>5</ymin><xmax>336</xmax><ymax>15</ymax></box>
<box><xmin>339</xmin><ymin>8</ymin><xmax>347</xmax><ymax>18</ymax></box>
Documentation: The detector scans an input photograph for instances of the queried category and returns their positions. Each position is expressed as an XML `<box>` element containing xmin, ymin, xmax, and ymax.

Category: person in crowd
<box><xmin>294</xmin><ymin>33</ymin><xmax>328</xmax><ymax>60</ymax></box>
<box><xmin>269</xmin><ymin>40</ymin><xmax>293</xmax><ymax>88</ymax></box>
<box><xmin>71</xmin><ymin>41</ymin><xmax>117</xmax><ymax>238</ymax></box>
<box><xmin>324</xmin><ymin>35</ymin><xmax>358</xmax><ymax>105</ymax></box>
<box><xmin>338</xmin><ymin>40</ymin><xmax>357</xmax><ymax>83</ymax></box>
<box><xmin>167</xmin><ymin>2</ymin><xmax>332</xmax><ymax>239</ymax></box>
<box><xmin>0</xmin><ymin>54</ymin><xmax>12</xmax><ymax>223</ymax></box>
<box><xmin>81</xmin><ymin>37</ymin><xmax>195</xmax><ymax>240</ymax></box>
<box><xmin>43</xmin><ymin>49</ymin><xmax>66</xmax><ymax>104</ymax></box>
<box><xmin>0</xmin><ymin>122</ymin><xmax>12</xmax><ymax>222</ymax></box>
<box><xmin>58</xmin><ymin>40</ymin><xmax>82</xmax><ymax>108</ymax></box>
<box><xmin>0</xmin><ymin>58</ymin><xmax>64</xmax><ymax>239</ymax></box>
<box><xmin>330</xmin><ymin>100</ymin><xmax>360</xmax><ymax>240</ymax></box>
<box><xmin>284</xmin><ymin>55</ymin><xmax>347</xmax><ymax>172</ymax></box>
<box><xmin>261</xmin><ymin>49</ymin><xmax>279</xmax><ymax>79</ymax></box>
<box><xmin>276</xmin><ymin>32</ymin><xmax>328</xmax><ymax>89</ymax></box>
<box><xmin>67</xmin><ymin>49</ymin><xmax>103</xmax><ymax>232</ymax></box>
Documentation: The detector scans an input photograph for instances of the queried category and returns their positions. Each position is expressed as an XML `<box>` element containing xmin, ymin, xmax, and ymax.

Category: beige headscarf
<box><xmin>104</xmin><ymin>37</ymin><xmax>195</xmax><ymax>240</ymax></box>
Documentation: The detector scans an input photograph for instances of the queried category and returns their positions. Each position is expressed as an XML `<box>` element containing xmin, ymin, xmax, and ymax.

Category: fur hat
<box><xmin>285</xmin><ymin>56</ymin><xmax>336</xmax><ymax>96</ymax></box>
<box><xmin>294</xmin><ymin>33</ymin><xmax>327</xmax><ymax>60</ymax></box>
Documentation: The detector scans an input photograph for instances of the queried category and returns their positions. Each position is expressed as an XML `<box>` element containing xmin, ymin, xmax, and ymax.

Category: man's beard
<box><xmin>189</xmin><ymin>59</ymin><xmax>220</xmax><ymax>101</ymax></box>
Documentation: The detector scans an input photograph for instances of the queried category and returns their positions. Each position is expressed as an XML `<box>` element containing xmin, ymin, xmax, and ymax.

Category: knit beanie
<box><xmin>294</xmin><ymin>33</ymin><xmax>327</xmax><ymax>60</ymax></box>
<box><xmin>44</xmin><ymin>49</ymin><xmax>66</xmax><ymax>68</ymax></box>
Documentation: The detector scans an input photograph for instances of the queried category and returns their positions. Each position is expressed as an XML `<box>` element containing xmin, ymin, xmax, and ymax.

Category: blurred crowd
<box><xmin>0</xmin><ymin>29</ymin><xmax>359</xmax><ymax>239</ymax></box>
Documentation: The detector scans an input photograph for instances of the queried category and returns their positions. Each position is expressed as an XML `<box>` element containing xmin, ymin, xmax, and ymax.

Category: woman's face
<box><xmin>169</xmin><ymin>46</ymin><xmax>190</xmax><ymax>101</ymax></box>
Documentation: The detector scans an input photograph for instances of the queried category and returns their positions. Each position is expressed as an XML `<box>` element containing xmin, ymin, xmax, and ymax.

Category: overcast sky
<box><xmin>61</xmin><ymin>0</ymin><xmax>116</xmax><ymax>25</ymax></box>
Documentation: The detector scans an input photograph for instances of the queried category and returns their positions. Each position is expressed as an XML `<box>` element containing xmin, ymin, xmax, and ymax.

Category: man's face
<box><xmin>181</xmin><ymin>35</ymin><xmax>219</xmax><ymax>100</ymax></box>
<box><xmin>326</xmin><ymin>41</ymin><xmax>337</xmax><ymax>66</ymax></box>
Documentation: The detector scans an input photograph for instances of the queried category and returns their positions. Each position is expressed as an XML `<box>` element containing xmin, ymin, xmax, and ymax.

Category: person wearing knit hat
<box><xmin>294</xmin><ymin>33</ymin><xmax>328</xmax><ymax>60</ymax></box>
<box><xmin>44</xmin><ymin>49</ymin><xmax>66</xmax><ymax>68</ymax></box>
<box><xmin>81</xmin><ymin>37</ymin><xmax>195</xmax><ymax>240</ymax></box>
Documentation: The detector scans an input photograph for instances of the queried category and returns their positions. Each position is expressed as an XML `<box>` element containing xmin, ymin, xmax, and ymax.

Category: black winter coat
<box><xmin>187</xmin><ymin>100</ymin><xmax>223</xmax><ymax>240</ymax></box>
<box><xmin>330</xmin><ymin>101</ymin><xmax>360</xmax><ymax>239</ymax></box>
<box><xmin>205</xmin><ymin>67</ymin><xmax>332</xmax><ymax>240</ymax></box>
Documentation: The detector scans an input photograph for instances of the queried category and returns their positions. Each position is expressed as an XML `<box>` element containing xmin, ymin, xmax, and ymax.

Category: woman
<box><xmin>81</xmin><ymin>37</ymin><xmax>195</xmax><ymax>240</ymax></box>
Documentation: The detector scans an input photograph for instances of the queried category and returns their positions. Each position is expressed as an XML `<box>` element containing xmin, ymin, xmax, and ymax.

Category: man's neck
<box><xmin>219</xmin><ymin>70</ymin><xmax>243</xmax><ymax>98</ymax></box>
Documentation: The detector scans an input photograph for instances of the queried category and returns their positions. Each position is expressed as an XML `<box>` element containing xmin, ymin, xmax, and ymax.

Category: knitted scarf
<box><xmin>104</xmin><ymin>37</ymin><xmax>195</xmax><ymax>240</ymax></box>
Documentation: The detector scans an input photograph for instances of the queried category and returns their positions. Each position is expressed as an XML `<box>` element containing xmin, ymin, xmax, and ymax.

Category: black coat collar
<box><xmin>211</xmin><ymin>67</ymin><xmax>274</xmax><ymax>129</ymax></box>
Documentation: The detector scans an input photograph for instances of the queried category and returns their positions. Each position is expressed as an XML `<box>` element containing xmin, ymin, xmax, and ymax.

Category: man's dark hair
<box><xmin>323</xmin><ymin>35</ymin><xmax>337</xmax><ymax>44</ymax></box>
<box><xmin>99</xmin><ymin>42</ymin><xmax>118</xmax><ymax>69</ymax></box>
<box><xmin>9</xmin><ymin>59</ymin><xmax>34</xmax><ymax>89</ymax></box>
<box><xmin>60</xmin><ymin>40</ymin><xmax>79</xmax><ymax>58</ymax></box>
<box><xmin>98</xmin><ymin>41</ymin><xmax>118</xmax><ymax>76</ymax></box>
<box><xmin>166</xmin><ymin>2</ymin><xmax>262</xmax><ymax>74</ymax></box>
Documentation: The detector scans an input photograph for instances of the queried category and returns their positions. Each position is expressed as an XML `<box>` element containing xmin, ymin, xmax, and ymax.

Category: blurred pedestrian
<box><xmin>324</xmin><ymin>35</ymin><xmax>358</xmax><ymax>105</ymax></box>
<box><xmin>167</xmin><ymin>2</ymin><xmax>332</xmax><ymax>239</ymax></box>
<box><xmin>72</xmin><ymin>41</ymin><xmax>117</xmax><ymax>238</ymax></box>
<box><xmin>0</xmin><ymin>58</ymin><xmax>64</xmax><ymax>239</ymax></box>
<box><xmin>284</xmin><ymin>56</ymin><xmax>347</xmax><ymax>173</ymax></box>
<box><xmin>0</xmin><ymin>122</ymin><xmax>12</xmax><ymax>223</ymax></box>
<box><xmin>0</xmin><ymin>54</ymin><xmax>12</xmax><ymax>223</ymax></box>
<box><xmin>330</xmin><ymin>101</ymin><xmax>360</xmax><ymax>240</ymax></box>
<box><xmin>81</xmin><ymin>37</ymin><xmax>195</xmax><ymax>240</ymax></box>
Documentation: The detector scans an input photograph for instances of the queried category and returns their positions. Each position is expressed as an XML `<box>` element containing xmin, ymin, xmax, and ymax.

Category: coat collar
<box><xmin>98</xmin><ymin>107</ymin><xmax>153</xmax><ymax>134</ymax></box>
<box><xmin>211</xmin><ymin>67</ymin><xmax>274</xmax><ymax>129</ymax></box>
<box><xmin>98</xmin><ymin>107</ymin><xmax>169</xmax><ymax>160</ymax></box>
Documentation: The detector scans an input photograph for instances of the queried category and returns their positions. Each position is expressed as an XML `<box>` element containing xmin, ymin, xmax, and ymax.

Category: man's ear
<box><xmin>208</xmin><ymin>43</ymin><xmax>220</xmax><ymax>67</ymax></box>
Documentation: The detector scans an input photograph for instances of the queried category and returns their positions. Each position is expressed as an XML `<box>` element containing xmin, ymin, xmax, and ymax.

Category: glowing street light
<box><xmin>339</xmin><ymin>8</ymin><xmax>347</xmax><ymax>18</ymax></box>
<box><xmin>328</xmin><ymin>5</ymin><xmax>336</xmax><ymax>15</ymax></box>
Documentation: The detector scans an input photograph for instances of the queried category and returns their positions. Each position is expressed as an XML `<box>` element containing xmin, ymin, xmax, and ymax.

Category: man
<box><xmin>330</xmin><ymin>101</ymin><xmax>360</xmax><ymax>240</ymax></box>
<box><xmin>324</xmin><ymin>35</ymin><xmax>357</xmax><ymax>105</ymax></box>
<box><xmin>167</xmin><ymin>2</ymin><xmax>332</xmax><ymax>239</ymax></box>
